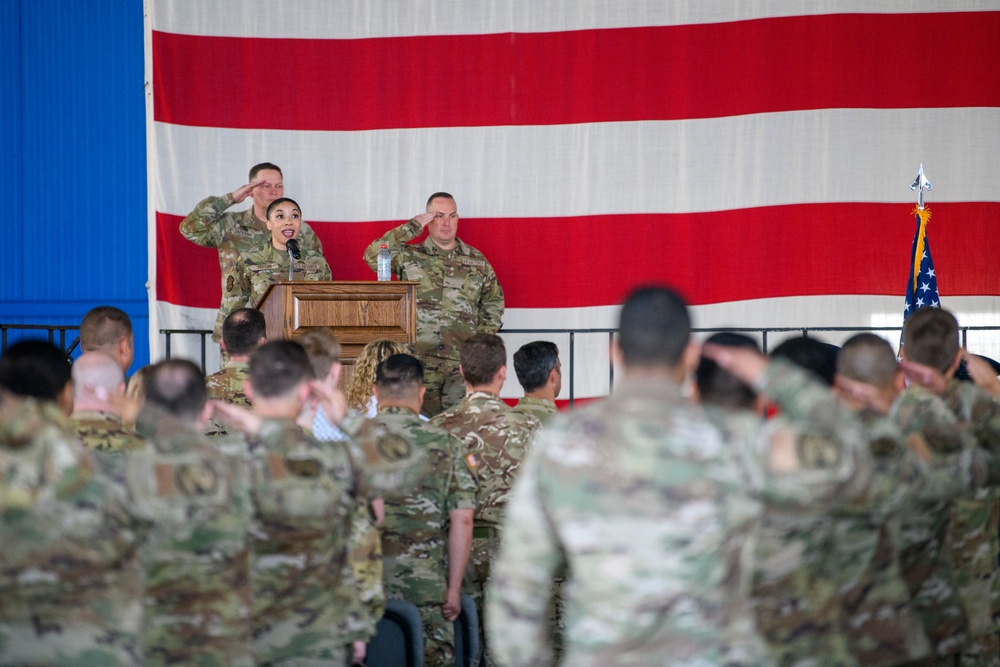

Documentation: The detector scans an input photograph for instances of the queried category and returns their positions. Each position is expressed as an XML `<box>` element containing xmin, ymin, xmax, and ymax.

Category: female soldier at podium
<box><xmin>221</xmin><ymin>197</ymin><xmax>331</xmax><ymax>320</ymax></box>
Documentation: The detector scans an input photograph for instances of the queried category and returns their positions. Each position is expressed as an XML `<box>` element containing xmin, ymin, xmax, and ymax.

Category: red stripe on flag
<box><xmin>152</xmin><ymin>12</ymin><xmax>1000</xmax><ymax>131</ymax></box>
<box><xmin>156</xmin><ymin>202</ymin><xmax>1000</xmax><ymax>310</ymax></box>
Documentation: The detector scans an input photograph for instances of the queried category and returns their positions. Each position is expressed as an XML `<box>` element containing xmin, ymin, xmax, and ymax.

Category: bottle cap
<box><xmin>381</xmin><ymin>244</ymin><xmax>388</xmax><ymax>248</ymax></box>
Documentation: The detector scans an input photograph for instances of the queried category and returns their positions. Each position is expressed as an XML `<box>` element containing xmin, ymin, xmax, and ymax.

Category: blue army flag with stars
<box><xmin>903</xmin><ymin>207</ymin><xmax>940</xmax><ymax>319</ymax></box>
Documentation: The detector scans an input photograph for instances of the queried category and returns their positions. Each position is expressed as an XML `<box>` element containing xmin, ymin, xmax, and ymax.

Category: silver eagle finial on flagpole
<box><xmin>910</xmin><ymin>164</ymin><xmax>932</xmax><ymax>210</ymax></box>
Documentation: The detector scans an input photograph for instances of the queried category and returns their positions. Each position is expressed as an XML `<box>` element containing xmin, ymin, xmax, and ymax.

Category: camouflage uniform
<box><xmin>247</xmin><ymin>416</ymin><xmax>426</xmax><ymax>665</ymax></box>
<box><xmin>129</xmin><ymin>408</ymin><xmax>255</xmax><ymax>666</ymax></box>
<box><xmin>180</xmin><ymin>193</ymin><xmax>323</xmax><ymax>340</ymax></box>
<box><xmin>485</xmin><ymin>360</ymin><xmax>983</xmax><ymax>667</ymax></box>
<box><xmin>512</xmin><ymin>396</ymin><xmax>558</xmax><ymax>424</ymax></box>
<box><xmin>309</xmin><ymin>412</ymin><xmax>385</xmax><ymax>650</ymax></box>
<box><xmin>0</xmin><ymin>391</ymin><xmax>144</xmax><ymax>665</ymax></box>
<box><xmin>338</xmin><ymin>499</ymin><xmax>385</xmax><ymax>643</ymax></box>
<box><xmin>748</xmin><ymin>386</ymin><xmax>991</xmax><ymax>667</ymax></box>
<box><xmin>939</xmin><ymin>379</ymin><xmax>1000</xmax><ymax>667</ymax></box>
<box><xmin>432</xmin><ymin>391</ymin><xmax>540</xmax><ymax>666</ymax></box>
<box><xmin>70</xmin><ymin>409</ymin><xmax>145</xmax><ymax>452</ymax></box>
<box><xmin>364</xmin><ymin>219</ymin><xmax>505</xmax><ymax>416</ymax></box>
<box><xmin>205</xmin><ymin>361</ymin><xmax>251</xmax><ymax>437</ymax></box>
<box><xmin>892</xmin><ymin>386</ymin><xmax>977</xmax><ymax>663</ymax></box>
<box><xmin>223</xmin><ymin>241</ymin><xmax>331</xmax><ymax>326</ymax></box>
<box><xmin>377</xmin><ymin>406</ymin><xmax>478</xmax><ymax>666</ymax></box>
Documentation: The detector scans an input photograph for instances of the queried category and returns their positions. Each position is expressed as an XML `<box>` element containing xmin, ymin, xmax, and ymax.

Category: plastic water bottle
<box><xmin>377</xmin><ymin>244</ymin><xmax>392</xmax><ymax>281</ymax></box>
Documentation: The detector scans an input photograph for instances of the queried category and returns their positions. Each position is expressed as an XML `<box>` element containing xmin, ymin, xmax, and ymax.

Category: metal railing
<box><xmin>155</xmin><ymin>324</ymin><xmax>1000</xmax><ymax>408</ymax></box>
<box><xmin>4</xmin><ymin>323</ymin><xmax>997</xmax><ymax>408</ymax></box>
<box><xmin>0</xmin><ymin>324</ymin><xmax>81</xmax><ymax>356</ymax></box>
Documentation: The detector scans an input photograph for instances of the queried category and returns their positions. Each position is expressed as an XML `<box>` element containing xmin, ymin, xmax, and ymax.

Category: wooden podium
<box><xmin>255</xmin><ymin>281</ymin><xmax>417</xmax><ymax>372</ymax></box>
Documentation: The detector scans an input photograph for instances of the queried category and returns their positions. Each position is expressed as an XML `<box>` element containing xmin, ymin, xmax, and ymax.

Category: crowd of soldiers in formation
<box><xmin>2</xmin><ymin>290</ymin><xmax>1000</xmax><ymax>667</ymax></box>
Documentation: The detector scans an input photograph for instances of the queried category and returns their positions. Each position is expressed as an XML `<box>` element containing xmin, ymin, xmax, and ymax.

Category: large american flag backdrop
<box><xmin>146</xmin><ymin>2</ymin><xmax>1000</xmax><ymax>401</ymax></box>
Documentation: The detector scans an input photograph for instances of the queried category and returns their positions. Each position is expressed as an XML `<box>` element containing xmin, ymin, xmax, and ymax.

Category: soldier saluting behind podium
<box><xmin>364</xmin><ymin>192</ymin><xmax>504</xmax><ymax>417</ymax></box>
<box><xmin>180</xmin><ymin>162</ymin><xmax>323</xmax><ymax>343</ymax></box>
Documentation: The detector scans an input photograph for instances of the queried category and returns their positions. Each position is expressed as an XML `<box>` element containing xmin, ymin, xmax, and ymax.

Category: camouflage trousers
<box><xmin>420</xmin><ymin>355</ymin><xmax>466</xmax><ymax>418</ymax></box>
<box><xmin>415</xmin><ymin>602</ymin><xmax>456</xmax><ymax>667</ymax></box>
<box><xmin>464</xmin><ymin>527</ymin><xmax>501</xmax><ymax>667</ymax></box>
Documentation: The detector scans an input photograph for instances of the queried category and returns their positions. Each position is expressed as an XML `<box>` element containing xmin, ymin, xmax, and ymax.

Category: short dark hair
<box><xmin>249</xmin><ymin>162</ymin><xmax>282</xmax><ymax>181</ymax></box>
<box><xmin>144</xmin><ymin>359</ymin><xmax>207</xmax><ymax>421</ymax></box>
<box><xmin>838</xmin><ymin>333</ymin><xmax>899</xmax><ymax>387</ymax></box>
<box><xmin>299</xmin><ymin>327</ymin><xmax>342</xmax><ymax>380</ymax></box>
<box><xmin>80</xmin><ymin>306</ymin><xmax>132</xmax><ymax>351</ymax></box>
<box><xmin>222</xmin><ymin>308</ymin><xmax>267</xmax><ymax>357</ymax></box>
<box><xmin>771</xmin><ymin>335</ymin><xmax>839</xmax><ymax>387</ymax></box>
<box><xmin>266</xmin><ymin>197</ymin><xmax>300</xmax><ymax>220</ymax></box>
<box><xmin>375</xmin><ymin>354</ymin><xmax>424</xmax><ymax>400</ymax></box>
<box><xmin>426</xmin><ymin>192</ymin><xmax>455</xmax><ymax>207</ymax></box>
<box><xmin>696</xmin><ymin>333</ymin><xmax>760</xmax><ymax>410</ymax></box>
<box><xmin>513</xmin><ymin>341</ymin><xmax>559</xmax><ymax>393</ymax></box>
<box><xmin>618</xmin><ymin>286</ymin><xmax>691</xmax><ymax>367</ymax></box>
<box><xmin>902</xmin><ymin>307</ymin><xmax>959</xmax><ymax>373</ymax></box>
<box><xmin>0</xmin><ymin>340</ymin><xmax>72</xmax><ymax>401</ymax></box>
<box><xmin>249</xmin><ymin>341</ymin><xmax>314</xmax><ymax>398</ymax></box>
<box><xmin>460</xmin><ymin>334</ymin><xmax>507</xmax><ymax>386</ymax></box>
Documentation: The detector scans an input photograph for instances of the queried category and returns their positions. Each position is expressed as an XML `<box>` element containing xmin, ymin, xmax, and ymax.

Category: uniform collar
<box><xmin>421</xmin><ymin>236</ymin><xmax>467</xmax><ymax>256</ymax></box>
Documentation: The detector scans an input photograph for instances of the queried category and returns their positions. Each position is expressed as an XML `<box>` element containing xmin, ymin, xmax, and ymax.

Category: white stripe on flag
<box><xmin>152</xmin><ymin>0</ymin><xmax>993</xmax><ymax>39</ymax></box>
<box><xmin>154</xmin><ymin>107</ymin><xmax>1000</xmax><ymax>222</ymax></box>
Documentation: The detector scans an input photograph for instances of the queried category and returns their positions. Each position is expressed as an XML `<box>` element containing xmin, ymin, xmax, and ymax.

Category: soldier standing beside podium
<box><xmin>363</xmin><ymin>192</ymin><xmax>505</xmax><ymax>417</ymax></box>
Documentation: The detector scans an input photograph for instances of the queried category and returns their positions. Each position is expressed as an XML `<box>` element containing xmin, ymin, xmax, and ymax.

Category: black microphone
<box><xmin>286</xmin><ymin>238</ymin><xmax>301</xmax><ymax>260</ymax></box>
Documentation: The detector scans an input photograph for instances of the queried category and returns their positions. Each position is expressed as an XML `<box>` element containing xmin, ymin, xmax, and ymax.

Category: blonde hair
<box><xmin>346</xmin><ymin>339</ymin><xmax>409</xmax><ymax>412</ymax></box>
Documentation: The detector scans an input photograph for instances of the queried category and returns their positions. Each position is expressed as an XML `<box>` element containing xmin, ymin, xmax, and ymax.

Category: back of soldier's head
<box><xmin>513</xmin><ymin>341</ymin><xmax>559</xmax><ymax>393</ymax></box>
<box><xmin>460</xmin><ymin>334</ymin><xmax>507</xmax><ymax>386</ymax></box>
<box><xmin>222</xmin><ymin>308</ymin><xmax>267</xmax><ymax>357</ymax></box>
<box><xmin>72</xmin><ymin>351</ymin><xmax>124</xmax><ymax>400</ymax></box>
<box><xmin>298</xmin><ymin>327</ymin><xmax>341</xmax><ymax>379</ymax></box>
<box><xmin>838</xmin><ymin>334</ymin><xmax>899</xmax><ymax>388</ymax></box>
<box><xmin>145</xmin><ymin>359</ymin><xmax>207</xmax><ymax>421</ymax></box>
<box><xmin>80</xmin><ymin>306</ymin><xmax>133</xmax><ymax>352</ymax></box>
<box><xmin>250</xmin><ymin>341</ymin><xmax>314</xmax><ymax>398</ymax></box>
<box><xmin>902</xmin><ymin>307</ymin><xmax>960</xmax><ymax>373</ymax></box>
<box><xmin>618</xmin><ymin>286</ymin><xmax>691</xmax><ymax>368</ymax></box>
<box><xmin>376</xmin><ymin>354</ymin><xmax>424</xmax><ymax>400</ymax></box>
<box><xmin>0</xmin><ymin>340</ymin><xmax>72</xmax><ymax>401</ymax></box>
<box><xmin>696</xmin><ymin>333</ymin><xmax>760</xmax><ymax>410</ymax></box>
<box><xmin>771</xmin><ymin>335</ymin><xmax>838</xmax><ymax>386</ymax></box>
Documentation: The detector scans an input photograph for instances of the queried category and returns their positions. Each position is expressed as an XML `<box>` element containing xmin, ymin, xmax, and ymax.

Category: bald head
<box><xmin>72</xmin><ymin>351</ymin><xmax>126</xmax><ymax>411</ymax></box>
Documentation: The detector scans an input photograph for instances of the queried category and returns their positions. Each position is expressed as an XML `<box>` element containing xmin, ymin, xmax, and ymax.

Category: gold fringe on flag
<box><xmin>911</xmin><ymin>206</ymin><xmax>931</xmax><ymax>292</ymax></box>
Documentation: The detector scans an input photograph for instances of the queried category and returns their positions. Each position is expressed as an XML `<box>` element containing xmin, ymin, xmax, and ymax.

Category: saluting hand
<box><xmin>963</xmin><ymin>350</ymin><xmax>1000</xmax><ymax>398</ymax></box>
<box><xmin>231</xmin><ymin>180</ymin><xmax>264</xmax><ymax>204</ymax></box>
<box><xmin>413</xmin><ymin>212</ymin><xmax>435</xmax><ymax>228</ymax></box>
<box><xmin>900</xmin><ymin>359</ymin><xmax>948</xmax><ymax>396</ymax></box>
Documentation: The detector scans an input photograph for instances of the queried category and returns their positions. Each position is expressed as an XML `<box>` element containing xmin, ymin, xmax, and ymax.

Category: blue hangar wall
<box><xmin>0</xmin><ymin>0</ymin><xmax>149</xmax><ymax>373</ymax></box>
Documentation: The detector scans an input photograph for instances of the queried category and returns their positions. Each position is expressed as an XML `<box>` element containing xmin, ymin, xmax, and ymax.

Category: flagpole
<box><xmin>910</xmin><ymin>163</ymin><xmax>932</xmax><ymax>210</ymax></box>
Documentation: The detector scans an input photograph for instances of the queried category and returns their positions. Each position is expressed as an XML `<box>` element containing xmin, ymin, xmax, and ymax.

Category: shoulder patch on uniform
<box><xmin>226</xmin><ymin>275</ymin><xmax>235</xmax><ymax>292</ymax></box>
<box><xmin>465</xmin><ymin>452</ymin><xmax>479</xmax><ymax>470</ymax></box>
<box><xmin>376</xmin><ymin>433</ymin><xmax>413</xmax><ymax>462</ymax></box>
<box><xmin>175</xmin><ymin>462</ymin><xmax>220</xmax><ymax>496</ymax></box>
<box><xmin>286</xmin><ymin>457</ymin><xmax>323</xmax><ymax>478</ymax></box>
